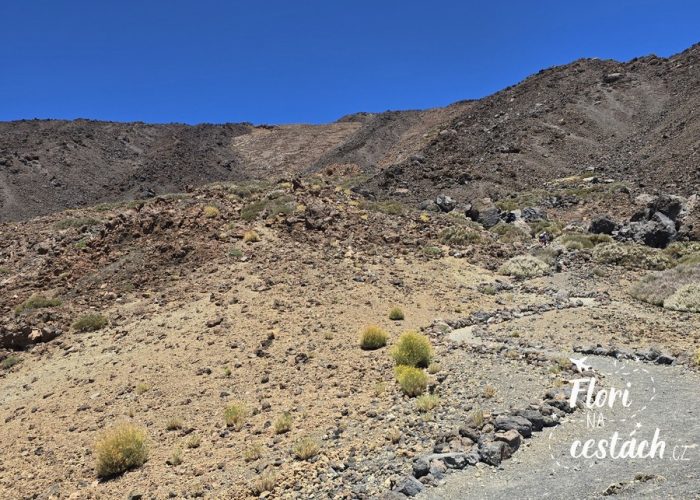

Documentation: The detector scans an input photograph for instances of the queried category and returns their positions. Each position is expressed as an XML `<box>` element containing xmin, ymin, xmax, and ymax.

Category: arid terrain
<box><xmin>1</xmin><ymin>44</ymin><xmax>699</xmax><ymax>500</ymax></box>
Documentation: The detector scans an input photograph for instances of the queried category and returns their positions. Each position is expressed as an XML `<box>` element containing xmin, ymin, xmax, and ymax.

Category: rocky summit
<box><xmin>1</xmin><ymin>44</ymin><xmax>700</xmax><ymax>499</ymax></box>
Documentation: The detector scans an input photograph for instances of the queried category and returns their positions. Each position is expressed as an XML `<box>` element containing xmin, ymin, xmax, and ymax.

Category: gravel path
<box><xmin>422</xmin><ymin>356</ymin><xmax>700</xmax><ymax>499</ymax></box>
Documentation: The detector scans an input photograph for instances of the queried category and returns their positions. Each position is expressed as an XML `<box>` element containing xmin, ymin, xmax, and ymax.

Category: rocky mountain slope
<box><xmin>2</xmin><ymin>44</ymin><xmax>699</xmax><ymax>223</ymax></box>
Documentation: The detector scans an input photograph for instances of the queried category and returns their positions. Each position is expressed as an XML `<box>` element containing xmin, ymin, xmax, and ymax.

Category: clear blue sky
<box><xmin>1</xmin><ymin>1</ymin><xmax>698</xmax><ymax>124</ymax></box>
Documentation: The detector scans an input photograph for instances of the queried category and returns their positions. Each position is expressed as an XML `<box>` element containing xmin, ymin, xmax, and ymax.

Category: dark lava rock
<box><xmin>436</xmin><ymin>194</ymin><xmax>457</xmax><ymax>212</ymax></box>
<box><xmin>479</xmin><ymin>440</ymin><xmax>508</xmax><ymax>466</ymax></box>
<box><xmin>393</xmin><ymin>476</ymin><xmax>423</xmax><ymax>497</ymax></box>
<box><xmin>494</xmin><ymin>415</ymin><xmax>533</xmax><ymax>438</ymax></box>
<box><xmin>589</xmin><ymin>215</ymin><xmax>619</xmax><ymax>235</ymax></box>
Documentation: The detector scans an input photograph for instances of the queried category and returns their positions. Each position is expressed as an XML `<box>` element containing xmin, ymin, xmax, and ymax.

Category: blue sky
<box><xmin>1</xmin><ymin>1</ymin><xmax>698</xmax><ymax>124</ymax></box>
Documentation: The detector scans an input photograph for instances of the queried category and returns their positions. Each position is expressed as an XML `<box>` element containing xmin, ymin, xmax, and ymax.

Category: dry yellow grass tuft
<box><xmin>203</xmin><ymin>205</ymin><xmax>220</xmax><ymax>218</ymax></box>
<box><xmin>224</xmin><ymin>402</ymin><xmax>249</xmax><ymax>430</ymax></box>
<box><xmin>360</xmin><ymin>325</ymin><xmax>388</xmax><ymax>350</ymax></box>
<box><xmin>94</xmin><ymin>423</ymin><xmax>148</xmax><ymax>478</ymax></box>
<box><xmin>391</xmin><ymin>331</ymin><xmax>433</xmax><ymax>368</ymax></box>
<box><xmin>395</xmin><ymin>365</ymin><xmax>428</xmax><ymax>397</ymax></box>
<box><xmin>243</xmin><ymin>230</ymin><xmax>260</xmax><ymax>243</ymax></box>
<box><xmin>292</xmin><ymin>436</ymin><xmax>320</xmax><ymax>460</ymax></box>
<box><xmin>273</xmin><ymin>412</ymin><xmax>293</xmax><ymax>434</ymax></box>
<box><xmin>416</xmin><ymin>394</ymin><xmax>440</xmax><ymax>412</ymax></box>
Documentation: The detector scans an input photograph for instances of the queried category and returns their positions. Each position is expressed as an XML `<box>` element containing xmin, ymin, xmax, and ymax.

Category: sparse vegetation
<box><xmin>663</xmin><ymin>283</ymin><xmax>700</xmax><ymax>313</ymax></box>
<box><xmin>391</xmin><ymin>331</ymin><xmax>433</xmax><ymax>368</ymax></box>
<box><xmin>251</xmin><ymin>472</ymin><xmax>277</xmax><ymax>495</ymax></box>
<box><xmin>630</xmin><ymin>263</ymin><xmax>700</xmax><ymax>307</ymax></box>
<box><xmin>427</xmin><ymin>362</ymin><xmax>440</xmax><ymax>374</ymax></box>
<box><xmin>593</xmin><ymin>242</ymin><xmax>671</xmax><ymax>270</ymax></box>
<box><xmin>167</xmin><ymin>448</ymin><xmax>183</xmax><ymax>466</ymax></box>
<box><xmin>422</xmin><ymin>245</ymin><xmax>443</xmax><ymax>258</ymax></box>
<box><xmin>292</xmin><ymin>436</ymin><xmax>320</xmax><ymax>460</ymax></box>
<box><xmin>439</xmin><ymin>226</ymin><xmax>482</xmax><ymax>246</ymax></box>
<box><xmin>185</xmin><ymin>435</ymin><xmax>201</xmax><ymax>449</ymax></box>
<box><xmin>165</xmin><ymin>418</ymin><xmax>183</xmax><ymax>431</ymax></box>
<box><xmin>388</xmin><ymin>307</ymin><xmax>405</xmax><ymax>321</ymax></box>
<box><xmin>556</xmin><ymin>232</ymin><xmax>612</xmax><ymax>250</ymax></box>
<box><xmin>694</xmin><ymin>348</ymin><xmax>700</xmax><ymax>367</ymax></box>
<box><xmin>54</xmin><ymin>217</ymin><xmax>100</xmax><ymax>230</ymax></box>
<box><xmin>361</xmin><ymin>200</ymin><xmax>404</xmax><ymax>215</ymax></box>
<box><xmin>490</xmin><ymin>222</ymin><xmax>531</xmax><ymax>243</ymax></box>
<box><xmin>244</xmin><ymin>442</ymin><xmax>264</xmax><ymax>462</ymax></box>
<box><xmin>273</xmin><ymin>412</ymin><xmax>293</xmax><ymax>434</ymax></box>
<box><xmin>416</xmin><ymin>394</ymin><xmax>440</xmax><ymax>412</ymax></box>
<box><xmin>203</xmin><ymin>205</ymin><xmax>220</xmax><ymax>218</ymax></box>
<box><xmin>483</xmin><ymin>384</ymin><xmax>497</xmax><ymax>399</ymax></box>
<box><xmin>94</xmin><ymin>423</ymin><xmax>148</xmax><ymax>478</ymax></box>
<box><xmin>470</xmin><ymin>406</ymin><xmax>485</xmax><ymax>428</ymax></box>
<box><xmin>360</xmin><ymin>325</ymin><xmax>388</xmax><ymax>350</ymax></box>
<box><xmin>228</xmin><ymin>248</ymin><xmax>243</xmax><ymax>258</ymax></box>
<box><xmin>498</xmin><ymin>255</ymin><xmax>550</xmax><ymax>278</ymax></box>
<box><xmin>243</xmin><ymin>230</ymin><xmax>260</xmax><ymax>243</ymax></box>
<box><xmin>386</xmin><ymin>427</ymin><xmax>402</xmax><ymax>444</ymax></box>
<box><xmin>394</xmin><ymin>365</ymin><xmax>428</xmax><ymax>396</ymax></box>
<box><xmin>135</xmin><ymin>383</ymin><xmax>150</xmax><ymax>395</ymax></box>
<box><xmin>72</xmin><ymin>313</ymin><xmax>108</xmax><ymax>332</ymax></box>
<box><xmin>15</xmin><ymin>295</ymin><xmax>61</xmax><ymax>315</ymax></box>
<box><xmin>224</xmin><ymin>402</ymin><xmax>249</xmax><ymax>430</ymax></box>
<box><xmin>1</xmin><ymin>355</ymin><xmax>21</xmax><ymax>370</ymax></box>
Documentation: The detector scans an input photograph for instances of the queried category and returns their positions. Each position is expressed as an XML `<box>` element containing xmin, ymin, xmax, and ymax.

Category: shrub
<box><xmin>663</xmin><ymin>284</ymin><xmax>700</xmax><ymax>313</ymax></box>
<box><xmin>529</xmin><ymin>220</ymin><xmax>563</xmax><ymax>238</ymax></box>
<box><xmin>483</xmin><ymin>384</ymin><xmax>497</xmax><ymax>398</ymax></box>
<box><xmin>244</xmin><ymin>443</ymin><xmax>263</xmax><ymax>462</ymax></box>
<box><xmin>391</xmin><ymin>331</ymin><xmax>433</xmax><ymax>368</ymax></box>
<box><xmin>243</xmin><ymin>230</ymin><xmax>260</xmax><ymax>243</ymax></box>
<box><xmin>228</xmin><ymin>248</ymin><xmax>243</xmax><ymax>258</ymax></box>
<box><xmin>72</xmin><ymin>313</ymin><xmax>108</xmax><ymax>332</ymax></box>
<box><xmin>1</xmin><ymin>355</ymin><xmax>20</xmax><ymax>370</ymax></box>
<box><xmin>388</xmin><ymin>307</ymin><xmax>405</xmax><ymax>321</ymax></box>
<box><xmin>498</xmin><ymin>255</ymin><xmax>550</xmax><ymax>278</ymax></box>
<box><xmin>134</xmin><ymin>383</ymin><xmax>150</xmax><ymax>395</ymax></box>
<box><xmin>94</xmin><ymin>423</ymin><xmax>148</xmax><ymax>478</ymax></box>
<box><xmin>556</xmin><ymin>232</ymin><xmax>612</xmax><ymax>250</ymax></box>
<box><xmin>593</xmin><ymin>243</ymin><xmax>671</xmax><ymax>270</ymax></box>
<box><xmin>203</xmin><ymin>206</ymin><xmax>220</xmax><ymax>218</ymax></box>
<box><xmin>251</xmin><ymin>472</ymin><xmax>276</xmax><ymax>495</ymax></box>
<box><xmin>422</xmin><ymin>246</ymin><xmax>443</xmax><ymax>258</ymax></box>
<box><xmin>439</xmin><ymin>226</ymin><xmax>482</xmax><ymax>246</ymax></box>
<box><xmin>360</xmin><ymin>325</ymin><xmax>388</xmax><ymax>350</ymax></box>
<box><xmin>470</xmin><ymin>407</ymin><xmax>485</xmax><ymax>428</ymax></box>
<box><xmin>395</xmin><ymin>365</ymin><xmax>428</xmax><ymax>397</ymax></box>
<box><xmin>273</xmin><ymin>412</ymin><xmax>293</xmax><ymax>434</ymax></box>
<box><xmin>167</xmin><ymin>448</ymin><xmax>183</xmax><ymax>466</ymax></box>
<box><xmin>416</xmin><ymin>394</ymin><xmax>440</xmax><ymax>412</ymax></box>
<box><xmin>165</xmin><ymin>418</ymin><xmax>183</xmax><ymax>431</ymax></box>
<box><xmin>15</xmin><ymin>295</ymin><xmax>61</xmax><ymax>315</ymax></box>
<box><xmin>292</xmin><ymin>436</ymin><xmax>320</xmax><ymax>460</ymax></box>
<box><xmin>54</xmin><ymin>217</ymin><xmax>100</xmax><ymax>230</ymax></box>
<box><xmin>490</xmin><ymin>223</ymin><xmax>531</xmax><ymax>244</ymax></box>
<box><xmin>427</xmin><ymin>362</ymin><xmax>440</xmax><ymax>374</ymax></box>
<box><xmin>630</xmin><ymin>263</ymin><xmax>700</xmax><ymax>306</ymax></box>
<box><xmin>694</xmin><ymin>348</ymin><xmax>700</xmax><ymax>367</ymax></box>
<box><xmin>224</xmin><ymin>402</ymin><xmax>249</xmax><ymax>430</ymax></box>
<box><xmin>185</xmin><ymin>435</ymin><xmax>201</xmax><ymax>449</ymax></box>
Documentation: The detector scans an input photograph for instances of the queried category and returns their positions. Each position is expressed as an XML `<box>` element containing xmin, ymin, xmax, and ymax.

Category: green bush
<box><xmin>663</xmin><ymin>284</ymin><xmax>700</xmax><ymax>313</ymax></box>
<box><xmin>1</xmin><ymin>355</ymin><xmax>21</xmax><ymax>370</ymax></box>
<box><xmin>395</xmin><ymin>365</ymin><xmax>428</xmax><ymax>396</ymax></box>
<box><xmin>360</xmin><ymin>325</ymin><xmax>388</xmax><ymax>350</ymax></box>
<box><xmin>416</xmin><ymin>394</ymin><xmax>440</xmax><ymax>412</ymax></box>
<box><xmin>593</xmin><ymin>243</ymin><xmax>671</xmax><ymax>270</ymax></box>
<box><xmin>439</xmin><ymin>226</ymin><xmax>482</xmax><ymax>246</ymax></box>
<box><xmin>556</xmin><ymin>232</ymin><xmax>612</xmax><ymax>250</ymax></box>
<box><xmin>94</xmin><ymin>424</ymin><xmax>148</xmax><ymax>478</ymax></box>
<box><xmin>55</xmin><ymin>217</ymin><xmax>100</xmax><ymax>230</ymax></box>
<box><xmin>630</xmin><ymin>263</ymin><xmax>700</xmax><ymax>310</ymax></box>
<box><xmin>72</xmin><ymin>313</ymin><xmax>108</xmax><ymax>332</ymax></box>
<box><xmin>15</xmin><ymin>295</ymin><xmax>61</xmax><ymax>315</ymax></box>
<box><xmin>292</xmin><ymin>436</ymin><xmax>320</xmax><ymax>460</ymax></box>
<box><xmin>498</xmin><ymin>255</ymin><xmax>550</xmax><ymax>278</ymax></box>
<box><xmin>490</xmin><ymin>223</ymin><xmax>531</xmax><ymax>243</ymax></box>
<box><xmin>388</xmin><ymin>307</ymin><xmax>405</xmax><ymax>321</ymax></box>
<box><xmin>224</xmin><ymin>402</ymin><xmax>249</xmax><ymax>430</ymax></box>
<box><xmin>391</xmin><ymin>331</ymin><xmax>433</xmax><ymax>368</ymax></box>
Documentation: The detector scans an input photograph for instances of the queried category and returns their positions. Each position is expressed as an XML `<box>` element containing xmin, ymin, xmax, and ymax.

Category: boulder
<box><xmin>478</xmin><ymin>440</ymin><xmax>508</xmax><ymax>466</ymax></box>
<box><xmin>477</xmin><ymin>207</ymin><xmax>502</xmax><ymax>229</ymax></box>
<box><xmin>589</xmin><ymin>215</ymin><xmax>618</xmax><ymax>235</ymax></box>
<box><xmin>648</xmin><ymin>195</ymin><xmax>683</xmax><ymax>221</ymax></box>
<box><xmin>435</xmin><ymin>194</ymin><xmax>457</xmax><ymax>213</ymax></box>
<box><xmin>495</xmin><ymin>429</ymin><xmax>522</xmax><ymax>454</ymax></box>
<box><xmin>494</xmin><ymin>415</ymin><xmax>533</xmax><ymax>438</ymax></box>
<box><xmin>419</xmin><ymin>199</ymin><xmax>440</xmax><ymax>212</ymax></box>
<box><xmin>393</xmin><ymin>476</ymin><xmax>423</xmax><ymax>497</ymax></box>
<box><xmin>521</xmin><ymin>207</ymin><xmax>547</xmax><ymax>222</ymax></box>
<box><xmin>515</xmin><ymin>409</ymin><xmax>545</xmax><ymax>432</ymax></box>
